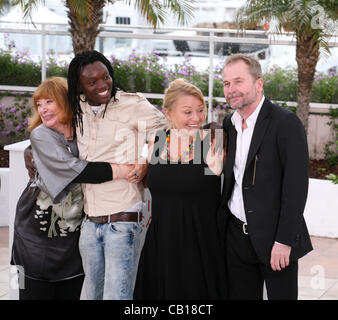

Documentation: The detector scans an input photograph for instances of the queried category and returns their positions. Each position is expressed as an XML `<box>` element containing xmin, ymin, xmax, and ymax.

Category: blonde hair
<box><xmin>29</xmin><ymin>77</ymin><xmax>72</xmax><ymax>132</ymax></box>
<box><xmin>163</xmin><ymin>78</ymin><xmax>206</xmax><ymax>113</ymax></box>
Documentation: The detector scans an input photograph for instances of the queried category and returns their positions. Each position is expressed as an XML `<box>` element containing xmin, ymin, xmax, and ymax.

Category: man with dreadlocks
<box><xmin>68</xmin><ymin>50</ymin><xmax>166</xmax><ymax>300</ymax></box>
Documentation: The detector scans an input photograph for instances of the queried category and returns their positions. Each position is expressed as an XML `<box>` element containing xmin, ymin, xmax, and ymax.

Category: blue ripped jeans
<box><xmin>79</xmin><ymin>217</ymin><xmax>142</xmax><ymax>300</ymax></box>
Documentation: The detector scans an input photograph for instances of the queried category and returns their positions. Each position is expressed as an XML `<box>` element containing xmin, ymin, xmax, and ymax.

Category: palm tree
<box><xmin>14</xmin><ymin>0</ymin><xmax>195</xmax><ymax>54</ymax></box>
<box><xmin>237</xmin><ymin>0</ymin><xmax>338</xmax><ymax>133</ymax></box>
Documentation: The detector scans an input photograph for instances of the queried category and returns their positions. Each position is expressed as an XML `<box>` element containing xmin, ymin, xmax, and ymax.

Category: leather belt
<box><xmin>86</xmin><ymin>212</ymin><xmax>142</xmax><ymax>224</ymax></box>
<box><xmin>229</xmin><ymin>214</ymin><xmax>248</xmax><ymax>235</ymax></box>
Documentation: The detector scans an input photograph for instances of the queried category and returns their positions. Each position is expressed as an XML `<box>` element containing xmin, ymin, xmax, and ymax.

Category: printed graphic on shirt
<box><xmin>35</xmin><ymin>184</ymin><xmax>84</xmax><ymax>238</ymax></box>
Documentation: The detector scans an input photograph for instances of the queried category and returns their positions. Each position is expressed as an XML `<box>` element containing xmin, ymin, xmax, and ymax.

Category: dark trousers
<box><xmin>226</xmin><ymin>216</ymin><xmax>298</xmax><ymax>300</ymax></box>
<box><xmin>19</xmin><ymin>275</ymin><xmax>84</xmax><ymax>300</ymax></box>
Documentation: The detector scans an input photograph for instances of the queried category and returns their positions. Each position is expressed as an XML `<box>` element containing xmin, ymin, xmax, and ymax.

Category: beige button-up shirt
<box><xmin>77</xmin><ymin>91</ymin><xmax>167</xmax><ymax>217</ymax></box>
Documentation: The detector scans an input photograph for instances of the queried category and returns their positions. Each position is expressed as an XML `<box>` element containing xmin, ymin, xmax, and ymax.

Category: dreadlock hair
<box><xmin>67</xmin><ymin>50</ymin><xmax>120</xmax><ymax>134</ymax></box>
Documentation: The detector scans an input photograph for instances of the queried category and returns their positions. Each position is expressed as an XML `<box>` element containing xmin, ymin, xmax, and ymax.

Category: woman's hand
<box><xmin>205</xmin><ymin>128</ymin><xmax>225</xmax><ymax>176</ymax></box>
<box><xmin>206</xmin><ymin>142</ymin><xmax>224</xmax><ymax>176</ymax></box>
<box><xmin>24</xmin><ymin>146</ymin><xmax>36</xmax><ymax>181</ymax></box>
<box><xmin>127</xmin><ymin>158</ymin><xmax>148</xmax><ymax>184</ymax></box>
<box><xmin>111</xmin><ymin>163</ymin><xmax>134</xmax><ymax>180</ymax></box>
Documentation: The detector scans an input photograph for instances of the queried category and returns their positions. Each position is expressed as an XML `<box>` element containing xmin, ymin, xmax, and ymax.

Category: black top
<box><xmin>221</xmin><ymin>98</ymin><xmax>312</xmax><ymax>265</ymax></box>
<box><xmin>134</xmin><ymin>130</ymin><xmax>228</xmax><ymax>299</ymax></box>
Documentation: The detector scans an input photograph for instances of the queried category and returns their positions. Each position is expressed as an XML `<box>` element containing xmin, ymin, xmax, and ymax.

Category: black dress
<box><xmin>134</xmin><ymin>130</ymin><xmax>227</xmax><ymax>300</ymax></box>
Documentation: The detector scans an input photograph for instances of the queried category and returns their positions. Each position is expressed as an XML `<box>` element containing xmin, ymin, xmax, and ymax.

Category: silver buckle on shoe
<box><xmin>243</xmin><ymin>223</ymin><xmax>248</xmax><ymax>235</ymax></box>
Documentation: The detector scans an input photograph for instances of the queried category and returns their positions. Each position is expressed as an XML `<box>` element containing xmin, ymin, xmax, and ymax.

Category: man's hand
<box><xmin>24</xmin><ymin>146</ymin><xmax>36</xmax><ymax>181</ymax></box>
<box><xmin>270</xmin><ymin>243</ymin><xmax>291</xmax><ymax>271</ymax></box>
<box><xmin>127</xmin><ymin>158</ymin><xmax>148</xmax><ymax>183</ymax></box>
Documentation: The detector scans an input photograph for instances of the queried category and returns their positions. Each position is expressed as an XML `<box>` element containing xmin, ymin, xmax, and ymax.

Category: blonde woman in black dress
<box><xmin>134</xmin><ymin>79</ymin><xmax>228</xmax><ymax>299</ymax></box>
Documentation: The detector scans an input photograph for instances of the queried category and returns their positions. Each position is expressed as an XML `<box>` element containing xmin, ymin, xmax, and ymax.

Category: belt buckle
<box><xmin>242</xmin><ymin>222</ymin><xmax>248</xmax><ymax>235</ymax></box>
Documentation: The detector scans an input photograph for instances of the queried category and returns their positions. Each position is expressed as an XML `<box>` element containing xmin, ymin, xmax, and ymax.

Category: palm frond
<box><xmin>318</xmin><ymin>39</ymin><xmax>330</xmax><ymax>61</ymax></box>
<box><xmin>65</xmin><ymin>0</ymin><xmax>89</xmax><ymax>23</ymax></box>
<box><xmin>131</xmin><ymin>0</ymin><xmax>165</xmax><ymax>27</ymax></box>
<box><xmin>237</xmin><ymin>0</ymin><xmax>290</xmax><ymax>30</ymax></box>
<box><xmin>161</xmin><ymin>0</ymin><xmax>195</xmax><ymax>25</ymax></box>
<box><xmin>12</xmin><ymin>0</ymin><xmax>44</xmax><ymax>22</ymax></box>
<box><xmin>124</xmin><ymin>0</ymin><xmax>195</xmax><ymax>28</ymax></box>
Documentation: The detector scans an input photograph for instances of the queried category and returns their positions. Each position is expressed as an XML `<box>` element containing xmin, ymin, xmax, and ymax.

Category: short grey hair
<box><xmin>224</xmin><ymin>53</ymin><xmax>263</xmax><ymax>79</ymax></box>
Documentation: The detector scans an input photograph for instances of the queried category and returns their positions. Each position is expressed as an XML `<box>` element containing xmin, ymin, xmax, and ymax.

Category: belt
<box><xmin>86</xmin><ymin>212</ymin><xmax>142</xmax><ymax>224</ymax></box>
<box><xmin>229</xmin><ymin>214</ymin><xmax>248</xmax><ymax>235</ymax></box>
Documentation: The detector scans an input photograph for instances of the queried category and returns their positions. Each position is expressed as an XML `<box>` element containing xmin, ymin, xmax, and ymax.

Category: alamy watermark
<box><xmin>310</xmin><ymin>264</ymin><xmax>326</xmax><ymax>290</ymax></box>
<box><xmin>9</xmin><ymin>265</ymin><xmax>25</xmax><ymax>290</ymax></box>
<box><xmin>113</xmin><ymin>121</ymin><xmax>225</xmax><ymax>175</ymax></box>
<box><xmin>309</xmin><ymin>1</ymin><xmax>338</xmax><ymax>33</ymax></box>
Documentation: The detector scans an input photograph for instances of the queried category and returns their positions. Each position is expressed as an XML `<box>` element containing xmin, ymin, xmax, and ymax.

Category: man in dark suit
<box><xmin>220</xmin><ymin>54</ymin><xmax>313</xmax><ymax>300</ymax></box>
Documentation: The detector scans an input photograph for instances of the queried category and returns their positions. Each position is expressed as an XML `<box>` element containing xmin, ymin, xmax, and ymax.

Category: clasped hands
<box><xmin>24</xmin><ymin>146</ymin><xmax>147</xmax><ymax>184</ymax></box>
<box><xmin>111</xmin><ymin>158</ymin><xmax>148</xmax><ymax>183</ymax></box>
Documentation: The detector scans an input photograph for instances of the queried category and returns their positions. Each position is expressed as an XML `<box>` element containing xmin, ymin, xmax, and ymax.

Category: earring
<box><xmin>79</xmin><ymin>94</ymin><xmax>87</xmax><ymax>102</ymax></box>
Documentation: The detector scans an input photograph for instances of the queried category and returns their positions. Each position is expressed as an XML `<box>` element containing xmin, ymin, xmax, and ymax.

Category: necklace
<box><xmin>64</xmin><ymin>127</ymin><xmax>74</xmax><ymax>140</ymax></box>
<box><xmin>165</xmin><ymin>131</ymin><xmax>196</xmax><ymax>162</ymax></box>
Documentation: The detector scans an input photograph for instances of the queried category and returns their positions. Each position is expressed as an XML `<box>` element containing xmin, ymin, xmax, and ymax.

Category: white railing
<box><xmin>0</xmin><ymin>168</ymin><xmax>9</xmax><ymax>226</ymax></box>
<box><xmin>1</xmin><ymin>22</ymin><xmax>338</xmax><ymax>120</ymax></box>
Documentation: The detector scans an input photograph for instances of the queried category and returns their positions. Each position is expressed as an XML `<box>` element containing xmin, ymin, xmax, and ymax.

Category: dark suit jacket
<box><xmin>220</xmin><ymin>98</ymin><xmax>313</xmax><ymax>266</ymax></box>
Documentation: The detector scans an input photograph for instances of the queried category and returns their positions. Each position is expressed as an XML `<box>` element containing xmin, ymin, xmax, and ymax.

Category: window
<box><xmin>115</xmin><ymin>17</ymin><xmax>131</xmax><ymax>25</ymax></box>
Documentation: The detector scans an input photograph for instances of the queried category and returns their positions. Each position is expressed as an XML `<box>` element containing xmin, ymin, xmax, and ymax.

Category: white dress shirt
<box><xmin>228</xmin><ymin>96</ymin><xmax>265</xmax><ymax>223</ymax></box>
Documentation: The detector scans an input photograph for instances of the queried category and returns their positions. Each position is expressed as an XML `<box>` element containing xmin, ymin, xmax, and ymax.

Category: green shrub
<box><xmin>46</xmin><ymin>51</ymin><xmax>68</xmax><ymax>78</ymax></box>
<box><xmin>1</xmin><ymin>47</ymin><xmax>337</xmax><ymax>104</ymax></box>
<box><xmin>112</xmin><ymin>51</ymin><xmax>167</xmax><ymax>94</ymax></box>
<box><xmin>263</xmin><ymin>67</ymin><xmax>298</xmax><ymax>102</ymax></box>
<box><xmin>0</xmin><ymin>50</ymin><xmax>41</xmax><ymax>86</ymax></box>
<box><xmin>0</xmin><ymin>95</ymin><xmax>31</xmax><ymax>147</ymax></box>
<box><xmin>312</xmin><ymin>72</ymin><xmax>338</xmax><ymax>104</ymax></box>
